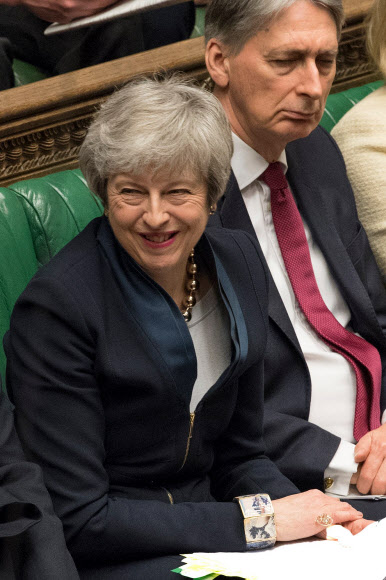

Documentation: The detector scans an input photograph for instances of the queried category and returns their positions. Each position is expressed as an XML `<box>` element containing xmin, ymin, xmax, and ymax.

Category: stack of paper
<box><xmin>173</xmin><ymin>518</ymin><xmax>386</xmax><ymax>580</ymax></box>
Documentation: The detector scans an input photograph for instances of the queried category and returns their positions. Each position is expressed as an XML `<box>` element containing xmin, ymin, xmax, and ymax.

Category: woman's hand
<box><xmin>272</xmin><ymin>490</ymin><xmax>363</xmax><ymax>542</ymax></box>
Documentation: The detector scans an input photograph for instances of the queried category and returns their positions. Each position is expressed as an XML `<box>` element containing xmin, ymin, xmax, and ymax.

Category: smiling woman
<box><xmin>6</xmin><ymin>76</ymin><xmax>368</xmax><ymax>579</ymax></box>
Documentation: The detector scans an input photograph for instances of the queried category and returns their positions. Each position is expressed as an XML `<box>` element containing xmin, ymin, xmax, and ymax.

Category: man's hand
<box><xmin>353</xmin><ymin>423</ymin><xmax>386</xmax><ymax>495</ymax></box>
<box><xmin>0</xmin><ymin>0</ymin><xmax>120</xmax><ymax>23</ymax></box>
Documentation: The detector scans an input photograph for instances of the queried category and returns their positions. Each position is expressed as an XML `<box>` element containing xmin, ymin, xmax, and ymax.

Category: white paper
<box><xmin>44</xmin><ymin>0</ymin><xmax>186</xmax><ymax>35</ymax></box>
<box><xmin>180</xmin><ymin>518</ymin><xmax>386</xmax><ymax>580</ymax></box>
<box><xmin>328</xmin><ymin>484</ymin><xmax>386</xmax><ymax>500</ymax></box>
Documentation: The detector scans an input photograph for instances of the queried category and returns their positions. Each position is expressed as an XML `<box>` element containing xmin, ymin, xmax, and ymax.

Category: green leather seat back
<box><xmin>321</xmin><ymin>80</ymin><xmax>384</xmax><ymax>132</ymax></box>
<box><xmin>13</xmin><ymin>59</ymin><xmax>48</xmax><ymax>87</ymax></box>
<box><xmin>7</xmin><ymin>169</ymin><xmax>104</xmax><ymax>268</ymax></box>
<box><xmin>0</xmin><ymin>189</ymin><xmax>38</xmax><ymax>381</ymax></box>
<box><xmin>0</xmin><ymin>169</ymin><xmax>103</xmax><ymax>383</ymax></box>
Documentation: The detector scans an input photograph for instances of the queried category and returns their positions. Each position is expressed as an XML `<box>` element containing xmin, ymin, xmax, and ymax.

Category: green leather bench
<box><xmin>0</xmin><ymin>80</ymin><xmax>383</xmax><ymax>383</ymax></box>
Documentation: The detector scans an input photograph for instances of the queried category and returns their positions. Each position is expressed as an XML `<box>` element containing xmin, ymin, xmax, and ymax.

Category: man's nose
<box><xmin>297</xmin><ymin>61</ymin><xmax>323</xmax><ymax>100</ymax></box>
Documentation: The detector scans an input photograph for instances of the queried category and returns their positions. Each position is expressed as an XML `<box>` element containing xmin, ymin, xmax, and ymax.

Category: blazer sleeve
<box><xmin>0</xmin><ymin>384</ymin><xmax>79</xmax><ymax>580</ymax></box>
<box><xmin>211</xmin><ymin>360</ymin><xmax>300</xmax><ymax>501</ymax></box>
<box><xmin>5</xmin><ymin>273</ymin><xmax>288</xmax><ymax>568</ymax></box>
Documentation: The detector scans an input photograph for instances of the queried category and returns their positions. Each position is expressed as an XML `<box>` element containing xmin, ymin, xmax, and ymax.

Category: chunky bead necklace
<box><xmin>181</xmin><ymin>249</ymin><xmax>199</xmax><ymax>323</ymax></box>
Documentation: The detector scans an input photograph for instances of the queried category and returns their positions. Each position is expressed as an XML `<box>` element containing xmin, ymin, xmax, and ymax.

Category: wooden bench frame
<box><xmin>0</xmin><ymin>0</ymin><xmax>379</xmax><ymax>186</ymax></box>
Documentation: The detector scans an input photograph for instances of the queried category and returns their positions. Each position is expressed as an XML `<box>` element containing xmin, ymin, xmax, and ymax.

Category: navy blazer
<box><xmin>6</xmin><ymin>217</ymin><xmax>298</xmax><ymax>571</ymax></box>
<box><xmin>209</xmin><ymin>126</ymin><xmax>386</xmax><ymax>492</ymax></box>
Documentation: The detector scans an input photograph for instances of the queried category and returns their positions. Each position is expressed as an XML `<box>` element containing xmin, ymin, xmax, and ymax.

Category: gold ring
<box><xmin>315</xmin><ymin>513</ymin><xmax>333</xmax><ymax>527</ymax></box>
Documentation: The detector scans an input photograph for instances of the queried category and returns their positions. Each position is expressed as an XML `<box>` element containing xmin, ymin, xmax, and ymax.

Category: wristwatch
<box><xmin>234</xmin><ymin>493</ymin><xmax>276</xmax><ymax>549</ymax></box>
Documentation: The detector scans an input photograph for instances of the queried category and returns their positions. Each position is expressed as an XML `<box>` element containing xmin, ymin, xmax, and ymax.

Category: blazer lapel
<box><xmin>218</xmin><ymin>171</ymin><xmax>303</xmax><ymax>355</ymax></box>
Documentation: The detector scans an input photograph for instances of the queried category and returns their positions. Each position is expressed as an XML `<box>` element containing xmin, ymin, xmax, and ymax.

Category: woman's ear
<box><xmin>205</xmin><ymin>39</ymin><xmax>230</xmax><ymax>89</ymax></box>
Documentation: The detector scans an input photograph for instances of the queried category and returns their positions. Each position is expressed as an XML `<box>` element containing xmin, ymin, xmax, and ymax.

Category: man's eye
<box><xmin>274</xmin><ymin>59</ymin><xmax>295</xmax><ymax>65</ymax></box>
<box><xmin>121</xmin><ymin>189</ymin><xmax>142</xmax><ymax>194</ymax></box>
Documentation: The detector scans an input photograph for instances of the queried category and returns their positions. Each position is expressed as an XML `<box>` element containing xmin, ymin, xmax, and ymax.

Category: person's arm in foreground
<box><xmin>0</xmin><ymin>382</ymin><xmax>79</xmax><ymax>579</ymax></box>
<box><xmin>0</xmin><ymin>0</ymin><xmax>120</xmax><ymax>23</ymax></box>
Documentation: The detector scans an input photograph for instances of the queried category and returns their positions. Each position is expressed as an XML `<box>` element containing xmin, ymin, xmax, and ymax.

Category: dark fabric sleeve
<box><xmin>0</xmin><ymin>385</ymin><xmax>79</xmax><ymax>579</ymax></box>
<box><xmin>211</xmin><ymin>361</ymin><xmax>300</xmax><ymax>501</ymax></box>
<box><xmin>5</xmin><ymin>275</ymin><xmax>283</xmax><ymax>568</ymax></box>
<box><xmin>263</xmin><ymin>408</ymin><xmax>341</xmax><ymax>492</ymax></box>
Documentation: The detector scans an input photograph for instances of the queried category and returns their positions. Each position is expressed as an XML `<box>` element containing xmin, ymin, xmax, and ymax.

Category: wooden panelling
<box><xmin>0</xmin><ymin>1</ymin><xmax>379</xmax><ymax>185</ymax></box>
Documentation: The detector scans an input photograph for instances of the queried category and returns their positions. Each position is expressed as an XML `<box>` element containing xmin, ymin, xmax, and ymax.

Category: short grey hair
<box><xmin>79</xmin><ymin>75</ymin><xmax>233</xmax><ymax>207</ymax></box>
<box><xmin>205</xmin><ymin>0</ymin><xmax>344</xmax><ymax>55</ymax></box>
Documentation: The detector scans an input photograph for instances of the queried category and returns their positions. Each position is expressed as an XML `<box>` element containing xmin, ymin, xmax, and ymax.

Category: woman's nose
<box><xmin>142</xmin><ymin>196</ymin><xmax>169</xmax><ymax>229</ymax></box>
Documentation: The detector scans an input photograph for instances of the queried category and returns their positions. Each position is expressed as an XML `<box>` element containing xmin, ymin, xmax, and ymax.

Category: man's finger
<box><xmin>354</xmin><ymin>431</ymin><xmax>372</xmax><ymax>463</ymax></box>
<box><xmin>370</xmin><ymin>458</ymin><xmax>386</xmax><ymax>495</ymax></box>
<box><xmin>356</xmin><ymin>451</ymin><xmax>384</xmax><ymax>494</ymax></box>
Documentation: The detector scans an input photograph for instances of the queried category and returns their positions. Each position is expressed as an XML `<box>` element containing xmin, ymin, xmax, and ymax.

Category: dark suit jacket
<box><xmin>0</xmin><ymin>383</ymin><xmax>78</xmax><ymax>580</ymax></box>
<box><xmin>209</xmin><ymin>125</ymin><xmax>386</xmax><ymax>492</ymax></box>
<box><xmin>6</xmin><ymin>217</ymin><xmax>298</xmax><ymax>571</ymax></box>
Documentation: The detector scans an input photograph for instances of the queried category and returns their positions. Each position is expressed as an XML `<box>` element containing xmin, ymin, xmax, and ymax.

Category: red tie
<box><xmin>262</xmin><ymin>162</ymin><xmax>381</xmax><ymax>442</ymax></box>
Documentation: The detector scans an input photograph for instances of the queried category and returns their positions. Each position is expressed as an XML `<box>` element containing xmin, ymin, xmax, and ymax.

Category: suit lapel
<box><xmin>218</xmin><ymin>171</ymin><xmax>303</xmax><ymax>355</ymax></box>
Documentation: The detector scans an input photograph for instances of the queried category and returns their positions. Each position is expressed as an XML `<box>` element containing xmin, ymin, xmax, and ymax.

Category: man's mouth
<box><xmin>285</xmin><ymin>110</ymin><xmax>317</xmax><ymax>119</ymax></box>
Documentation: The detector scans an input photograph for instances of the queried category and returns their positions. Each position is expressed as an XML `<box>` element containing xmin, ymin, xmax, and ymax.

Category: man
<box><xmin>205</xmin><ymin>0</ymin><xmax>386</xmax><ymax>520</ymax></box>
<box><xmin>0</xmin><ymin>0</ymin><xmax>195</xmax><ymax>90</ymax></box>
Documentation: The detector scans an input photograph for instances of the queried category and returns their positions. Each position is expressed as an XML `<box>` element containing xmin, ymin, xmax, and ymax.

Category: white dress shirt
<box><xmin>231</xmin><ymin>133</ymin><xmax>386</xmax><ymax>497</ymax></box>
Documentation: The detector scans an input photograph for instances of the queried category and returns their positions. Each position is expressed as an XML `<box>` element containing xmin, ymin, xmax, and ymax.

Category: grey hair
<box><xmin>79</xmin><ymin>75</ymin><xmax>233</xmax><ymax>207</ymax></box>
<box><xmin>205</xmin><ymin>0</ymin><xmax>344</xmax><ymax>55</ymax></box>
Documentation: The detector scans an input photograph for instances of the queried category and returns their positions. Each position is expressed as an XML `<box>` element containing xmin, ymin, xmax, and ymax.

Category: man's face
<box><xmin>214</xmin><ymin>0</ymin><xmax>338</xmax><ymax>159</ymax></box>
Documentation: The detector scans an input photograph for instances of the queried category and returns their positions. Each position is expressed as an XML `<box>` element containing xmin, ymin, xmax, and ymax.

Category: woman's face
<box><xmin>106</xmin><ymin>170</ymin><xmax>210</xmax><ymax>281</ymax></box>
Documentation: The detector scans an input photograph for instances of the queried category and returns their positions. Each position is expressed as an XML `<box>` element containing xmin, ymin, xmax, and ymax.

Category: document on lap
<box><xmin>173</xmin><ymin>518</ymin><xmax>386</xmax><ymax>580</ymax></box>
<box><xmin>44</xmin><ymin>0</ymin><xmax>187</xmax><ymax>35</ymax></box>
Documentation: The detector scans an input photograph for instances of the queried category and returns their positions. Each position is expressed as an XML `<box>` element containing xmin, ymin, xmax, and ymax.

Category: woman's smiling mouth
<box><xmin>140</xmin><ymin>232</ymin><xmax>178</xmax><ymax>248</ymax></box>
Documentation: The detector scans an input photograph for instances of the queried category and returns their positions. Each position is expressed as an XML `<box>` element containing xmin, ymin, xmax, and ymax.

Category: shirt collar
<box><xmin>231</xmin><ymin>132</ymin><xmax>288</xmax><ymax>190</ymax></box>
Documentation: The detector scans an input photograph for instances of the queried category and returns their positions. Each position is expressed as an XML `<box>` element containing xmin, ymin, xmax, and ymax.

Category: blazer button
<box><xmin>324</xmin><ymin>477</ymin><xmax>334</xmax><ymax>490</ymax></box>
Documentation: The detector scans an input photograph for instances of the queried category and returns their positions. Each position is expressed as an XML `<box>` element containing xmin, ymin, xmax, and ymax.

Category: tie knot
<box><xmin>261</xmin><ymin>162</ymin><xmax>288</xmax><ymax>191</ymax></box>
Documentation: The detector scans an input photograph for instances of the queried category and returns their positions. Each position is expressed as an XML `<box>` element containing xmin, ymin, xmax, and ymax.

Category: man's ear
<box><xmin>205</xmin><ymin>39</ymin><xmax>230</xmax><ymax>89</ymax></box>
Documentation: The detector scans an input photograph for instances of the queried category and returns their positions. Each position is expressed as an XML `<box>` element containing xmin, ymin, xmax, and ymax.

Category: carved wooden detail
<box><xmin>0</xmin><ymin>119</ymin><xmax>91</xmax><ymax>182</ymax></box>
<box><xmin>332</xmin><ymin>22</ymin><xmax>381</xmax><ymax>93</ymax></box>
<box><xmin>0</xmin><ymin>1</ymin><xmax>379</xmax><ymax>186</ymax></box>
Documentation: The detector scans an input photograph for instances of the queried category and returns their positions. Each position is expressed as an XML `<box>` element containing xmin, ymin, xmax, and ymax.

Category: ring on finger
<box><xmin>315</xmin><ymin>513</ymin><xmax>333</xmax><ymax>527</ymax></box>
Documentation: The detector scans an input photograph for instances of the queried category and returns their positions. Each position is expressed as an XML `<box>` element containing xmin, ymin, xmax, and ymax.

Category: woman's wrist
<box><xmin>233</xmin><ymin>493</ymin><xmax>276</xmax><ymax>550</ymax></box>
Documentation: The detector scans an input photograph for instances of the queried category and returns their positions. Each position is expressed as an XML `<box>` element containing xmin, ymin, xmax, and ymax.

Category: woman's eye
<box><xmin>168</xmin><ymin>189</ymin><xmax>191</xmax><ymax>195</ymax></box>
<box><xmin>120</xmin><ymin>189</ymin><xmax>142</xmax><ymax>194</ymax></box>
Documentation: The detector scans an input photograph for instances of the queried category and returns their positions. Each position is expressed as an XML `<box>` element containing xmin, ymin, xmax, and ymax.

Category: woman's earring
<box><xmin>209</xmin><ymin>205</ymin><xmax>216</xmax><ymax>216</ymax></box>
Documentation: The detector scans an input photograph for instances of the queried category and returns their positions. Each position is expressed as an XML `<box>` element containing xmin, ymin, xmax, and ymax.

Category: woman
<box><xmin>6</xmin><ymin>77</ymin><xmax>368</xmax><ymax>578</ymax></box>
<box><xmin>332</xmin><ymin>0</ymin><xmax>386</xmax><ymax>282</ymax></box>
<box><xmin>0</xmin><ymin>379</ymin><xmax>78</xmax><ymax>579</ymax></box>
